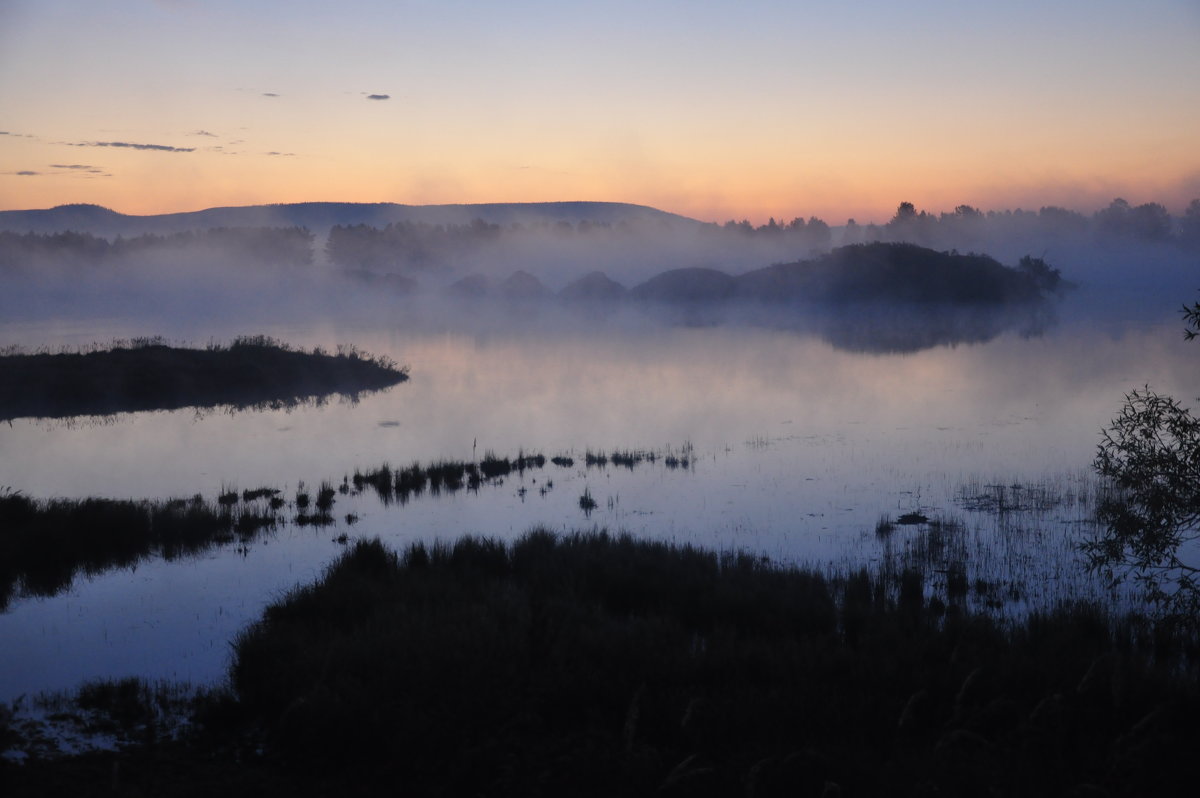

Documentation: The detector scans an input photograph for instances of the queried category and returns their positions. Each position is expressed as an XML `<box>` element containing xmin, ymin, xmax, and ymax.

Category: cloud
<box><xmin>71</xmin><ymin>141</ymin><xmax>195</xmax><ymax>152</ymax></box>
<box><xmin>366</xmin><ymin>94</ymin><xmax>390</xmax><ymax>101</ymax></box>
<box><xmin>190</xmin><ymin>130</ymin><xmax>217</xmax><ymax>137</ymax></box>
<box><xmin>263</xmin><ymin>92</ymin><xmax>280</xmax><ymax>97</ymax></box>
<box><xmin>6</xmin><ymin>165</ymin><xmax>112</xmax><ymax>178</ymax></box>
<box><xmin>265</xmin><ymin>151</ymin><xmax>296</xmax><ymax>157</ymax></box>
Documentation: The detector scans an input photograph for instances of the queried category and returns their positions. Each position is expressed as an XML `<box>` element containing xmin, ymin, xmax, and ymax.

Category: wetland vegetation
<box><xmin>0</xmin><ymin>489</ymin><xmax>279</xmax><ymax>611</ymax></box>
<box><xmin>3</xmin><ymin>531</ymin><xmax>1198</xmax><ymax>796</ymax></box>
<box><xmin>0</xmin><ymin>336</ymin><xmax>408</xmax><ymax>421</ymax></box>
<box><xmin>0</xmin><ymin>443</ymin><xmax>698</xmax><ymax>607</ymax></box>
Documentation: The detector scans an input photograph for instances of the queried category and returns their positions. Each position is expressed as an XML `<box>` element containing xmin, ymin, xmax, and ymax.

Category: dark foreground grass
<box><xmin>5</xmin><ymin>531</ymin><xmax>1199</xmax><ymax>797</ymax></box>
<box><xmin>0</xmin><ymin>490</ymin><xmax>278</xmax><ymax>610</ymax></box>
<box><xmin>226</xmin><ymin>533</ymin><xmax>1197</xmax><ymax>796</ymax></box>
<box><xmin>0</xmin><ymin>336</ymin><xmax>408</xmax><ymax>421</ymax></box>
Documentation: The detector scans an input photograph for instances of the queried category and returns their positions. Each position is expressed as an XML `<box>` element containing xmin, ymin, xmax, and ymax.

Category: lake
<box><xmin>1</xmin><ymin>295</ymin><xmax>1197</xmax><ymax>701</ymax></box>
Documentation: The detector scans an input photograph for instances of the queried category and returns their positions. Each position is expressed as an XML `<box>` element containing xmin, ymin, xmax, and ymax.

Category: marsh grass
<box><xmin>0</xmin><ymin>336</ymin><xmax>409</xmax><ymax>422</ymax></box>
<box><xmin>0</xmin><ymin>489</ymin><xmax>280</xmax><ymax>608</ymax></box>
<box><xmin>579</xmin><ymin>486</ymin><xmax>598</xmax><ymax>515</ymax></box>
<box><xmin>857</xmin><ymin>473</ymin><xmax>1128</xmax><ymax>619</ymax></box>
<box><xmin>611</xmin><ymin>449</ymin><xmax>655</xmax><ymax>469</ymax></box>
<box><xmin>314</xmin><ymin>482</ymin><xmax>336</xmax><ymax>512</ymax></box>
<box><xmin>479</xmin><ymin>452</ymin><xmax>512</xmax><ymax>479</ymax></box>
<box><xmin>242</xmin><ymin>487</ymin><xmax>280</xmax><ymax>503</ymax></box>
<box><xmin>224</xmin><ymin>532</ymin><xmax>1200</xmax><ymax>796</ymax></box>
<box><xmin>10</xmin><ymin>678</ymin><xmax>203</xmax><ymax>755</ymax></box>
<box><xmin>294</xmin><ymin>512</ymin><xmax>335</xmax><ymax>527</ymax></box>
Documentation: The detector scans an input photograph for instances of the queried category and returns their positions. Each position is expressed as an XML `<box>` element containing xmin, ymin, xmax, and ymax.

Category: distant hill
<box><xmin>0</xmin><ymin>201</ymin><xmax>699</xmax><ymax>237</ymax></box>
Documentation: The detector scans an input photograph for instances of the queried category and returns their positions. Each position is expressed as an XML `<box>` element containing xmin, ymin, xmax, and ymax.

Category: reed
<box><xmin>222</xmin><ymin>531</ymin><xmax>1200</xmax><ymax>796</ymax></box>
<box><xmin>0</xmin><ymin>489</ymin><xmax>279</xmax><ymax>606</ymax></box>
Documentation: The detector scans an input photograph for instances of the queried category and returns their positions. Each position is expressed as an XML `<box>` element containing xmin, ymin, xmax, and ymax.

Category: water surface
<box><xmin>1</xmin><ymin>309</ymin><xmax>1196</xmax><ymax>699</ymax></box>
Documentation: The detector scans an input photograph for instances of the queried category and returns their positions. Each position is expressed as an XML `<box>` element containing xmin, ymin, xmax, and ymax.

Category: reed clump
<box><xmin>226</xmin><ymin>532</ymin><xmax>1200</xmax><ymax>796</ymax></box>
<box><xmin>351</xmin><ymin>452</ymin><xmax>553</xmax><ymax>506</ymax></box>
<box><xmin>0</xmin><ymin>489</ymin><xmax>279</xmax><ymax>608</ymax></box>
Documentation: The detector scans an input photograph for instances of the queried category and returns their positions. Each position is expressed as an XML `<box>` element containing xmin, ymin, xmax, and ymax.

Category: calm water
<box><xmin>1</xmin><ymin>306</ymin><xmax>1197</xmax><ymax>700</ymax></box>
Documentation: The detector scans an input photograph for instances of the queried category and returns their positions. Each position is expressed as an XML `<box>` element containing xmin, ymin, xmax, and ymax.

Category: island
<box><xmin>0</xmin><ymin>336</ymin><xmax>408</xmax><ymax>421</ymax></box>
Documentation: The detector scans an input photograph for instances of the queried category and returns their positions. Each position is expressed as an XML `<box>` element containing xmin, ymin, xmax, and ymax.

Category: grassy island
<box><xmin>0</xmin><ymin>336</ymin><xmax>408</xmax><ymax>421</ymax></box>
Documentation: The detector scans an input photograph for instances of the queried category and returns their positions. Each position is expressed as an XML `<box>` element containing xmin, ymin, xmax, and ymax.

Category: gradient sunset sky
<box><xmin>2</xmin><ymin>0</ymin><xmax>1198</xmax><ymax>223</ymax></box>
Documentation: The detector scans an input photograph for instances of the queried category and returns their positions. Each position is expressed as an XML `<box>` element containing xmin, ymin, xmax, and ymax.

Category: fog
<box><xmin>0</xmin><ymin>198</ymin><xmax>1196</xmax><ymax>351</ymax></box>
<box><xmin>3</xmin><ymin>200</ymin><xmax>1199</xmax><ymax>710</ymax></box>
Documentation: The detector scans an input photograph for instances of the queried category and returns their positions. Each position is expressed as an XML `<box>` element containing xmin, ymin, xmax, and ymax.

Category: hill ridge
<box><xmin>0</xmin><ymin>201</ymin><xmax>700</xmax><ymax>236</ymax></box>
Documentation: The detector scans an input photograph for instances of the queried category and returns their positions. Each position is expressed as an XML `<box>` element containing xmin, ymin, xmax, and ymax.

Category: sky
<box><xmin>1</xmin><ymin>0</ymin><xmax>1199</xmax><ymax>224</ymax></box>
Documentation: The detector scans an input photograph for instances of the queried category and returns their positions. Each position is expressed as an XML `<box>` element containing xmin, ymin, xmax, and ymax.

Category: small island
<box><xmin>435</xmin><ymin>243</ymin><xmax>1066</xmax><ymax>308</ymax></box>
<box><xmin>0</xmin><ymin>336</ymin><xmax>409</xmax><ymax>421</ymax></box>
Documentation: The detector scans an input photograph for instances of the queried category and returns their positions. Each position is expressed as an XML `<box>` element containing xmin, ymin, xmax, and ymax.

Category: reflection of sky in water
<box><xmin>1</xmin><ymin>314</ymin><xmax>1198</xmax><ymax>700</ymax></box>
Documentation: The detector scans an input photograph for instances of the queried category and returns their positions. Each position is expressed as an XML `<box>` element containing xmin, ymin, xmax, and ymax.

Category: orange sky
<box><xmin>2</xmin><ymin>0</ymin><xmax>1198</xmax><ymax>224</ymax></box>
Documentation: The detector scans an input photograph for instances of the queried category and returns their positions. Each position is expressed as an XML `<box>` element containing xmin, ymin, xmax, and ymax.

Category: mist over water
<box><xmin>1</xmin><ymin>202</ymin><xmax>1198</xmax><ymax>700</ymax></box>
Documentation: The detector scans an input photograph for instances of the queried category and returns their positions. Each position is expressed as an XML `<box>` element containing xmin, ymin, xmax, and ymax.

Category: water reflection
<box><xmin>0</xmin><ymin>312</ymin><xmax>1196</xmax><ymax>699</ymax></box>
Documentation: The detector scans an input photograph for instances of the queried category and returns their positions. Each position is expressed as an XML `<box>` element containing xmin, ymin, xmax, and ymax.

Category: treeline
<box><xmin>325</xmin><ymin>216</ymin><xmax>694</xmax><ymax>275</ymax></box>
<box><xmin>326</xmin><ymin>219</ymin><xmax>501</xmax><ymax>273</ymax></box>
<box><xmin>831</xmin><ymin>198</ymin><xmax>1200</xmax><ymax>252</ymax></box>
<box><xmin>5</xmin><ymin>197</ymin><xmax>1198</xmax><ymax>278</ymax></box>
<box><xmin>0</xmin><ymin>226</ymin><xmax>313</xmax><ymax>272</ymax></box>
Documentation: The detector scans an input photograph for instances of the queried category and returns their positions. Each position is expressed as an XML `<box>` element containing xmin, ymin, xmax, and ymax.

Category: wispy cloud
<box><xmin>6</xmin><ymin>165</ymin><xmax>113</xmax><ymax>178</ymax></box>
<box><xmin>366</xmin><ymin>94</ymin><xmax>390</xmax><ymax>101</ymax></box>
<box><xmin>190</xmin><ymin>130</ymin><xmax>217</xmax><ymax>137</ymax></box>
<box><xmin>50</xmin><ymin>164</ymin><xmax>102</xmax><ymax>171</ymax></box>
<box><xmin>265</xmin><ymin>151</ymin><xmax>296</xmax><ymax>157</ymax></box>
<box><xmin>262</xmin><ymin>92</ymin><xmax>279</xmax><ymax>98</ymax></box>
<box><xmin>70</xmin><ymin>141</ymin><xmax>195</xmax><ymax>152</ymax></box>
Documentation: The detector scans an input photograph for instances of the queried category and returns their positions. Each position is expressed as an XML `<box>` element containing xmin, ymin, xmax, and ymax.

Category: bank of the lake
<box><xmin>3</xmin><ymin>531</ymin><xmax>1197</xmax><ymax>797</ymax></box>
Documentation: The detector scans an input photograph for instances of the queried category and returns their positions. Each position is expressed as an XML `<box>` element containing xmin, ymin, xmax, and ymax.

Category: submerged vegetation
<box><xmin>0</xmin><ymin>336</ymin><xmax>408</xmax><ymax>421</ymax></box>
